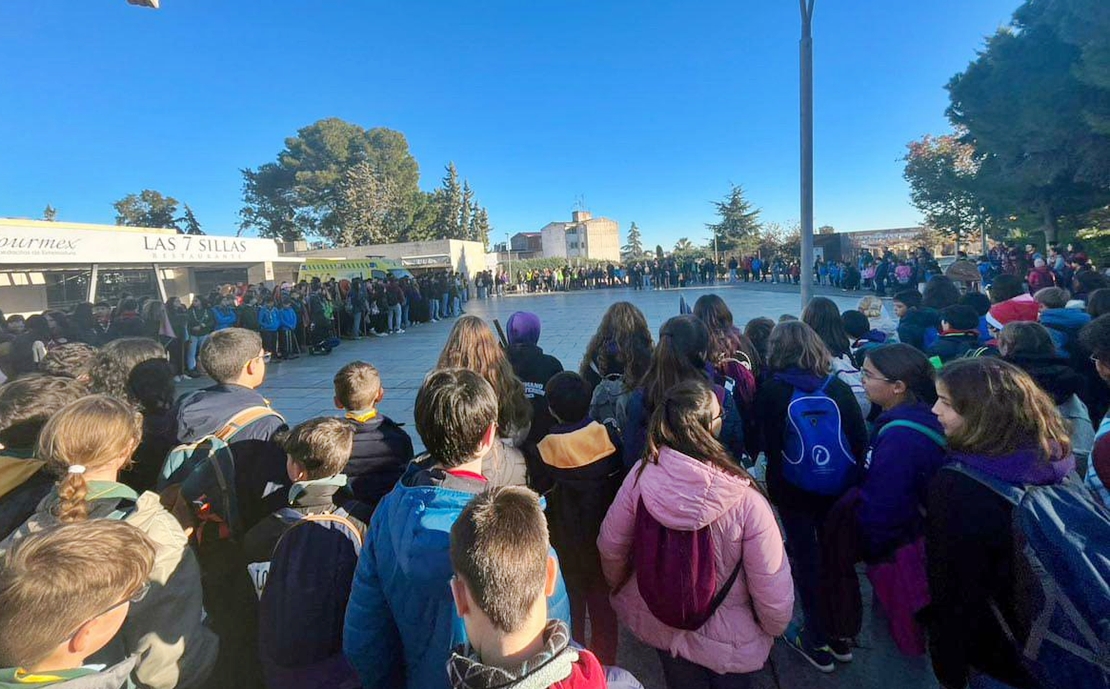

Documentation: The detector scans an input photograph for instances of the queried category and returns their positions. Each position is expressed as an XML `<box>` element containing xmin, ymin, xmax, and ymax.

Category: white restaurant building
<box><xmin>0</xmin><ymin>219</ymin><xmax>303</xmax><ymax>316</ymax></box>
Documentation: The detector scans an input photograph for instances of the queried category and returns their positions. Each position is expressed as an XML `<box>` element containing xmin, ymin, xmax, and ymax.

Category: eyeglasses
<box><xmin>860</xmin><ymin>368</ymin><xmax>896</xmax><ymax>383</ymax></box>
<box><xmin>255</xmin><ymin>352</ymin><xmax>271</xmax><ymax>365</ymax></box>
<box><xmin>60</xmin><ymin>582</ymin><xmax>150</xmax><ymax>645</ymax></box>
<box><xmin>1092</xmin><ymin>354</ymin><xmax>1105</xmax><ymax>365</ymax></box>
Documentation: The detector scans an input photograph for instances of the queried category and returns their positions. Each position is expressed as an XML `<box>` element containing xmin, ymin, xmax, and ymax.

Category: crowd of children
<box><xmin>0</xmin><ymin>266</ymin><xmax>1108</xmax><ymax>689</ymax></box>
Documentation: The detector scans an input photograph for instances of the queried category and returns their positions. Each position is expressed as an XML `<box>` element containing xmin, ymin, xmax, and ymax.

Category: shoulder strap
<box><xmin>817</xmin><ymin>375</ymin><xmax>835</xmax><ymax>393</ymax></box>
<box><xmin>215</xmin><ymin>406</ymin><xmax>284</xmax><ymax>442</ymax></box>
<box><xmin>706</xmin><ymin>551</ymin><xmax>745</xmax><ymax>619</ymax></box>
<box><xmin>878</xmin><ymin>420</ymin><xmax>947</xmax><ymax>448</ymax></box>
<box><xmin>944</xmin><ymin>462</ymin><xmax>1024</xmax><ymax>506</ymax></box>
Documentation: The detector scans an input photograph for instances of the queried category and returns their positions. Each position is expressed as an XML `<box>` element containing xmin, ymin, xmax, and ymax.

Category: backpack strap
<box><xmin>706</xmin><ymin>554</ymin><xmax>745</xmax><ymax>620</ymax></box>
<box><xmin>943</xmin><ymin>462</ymin><xmax>1024</xmax><ymax>506</ymax></box>
<box><xmin>817</xmin><ymin>375</ymin><xmax>835</xmax><ymax>394</ymax></box>
<box><xmin>215</xmin><ymin>406</ymin><xmax>284</xmax><ymax>442</ymax></box>
<box><xmin>275</xmin><ymin>511</ymin><xmax>364</xmax><ymax>550</ymax></box>
<box><xmin>877</xmin><ymin>420</ymin><xmax>947</xmax><ymax>448</ymax></box>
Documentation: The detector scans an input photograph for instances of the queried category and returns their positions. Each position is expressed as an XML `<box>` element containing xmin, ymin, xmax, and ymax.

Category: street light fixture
<box><xmin>127</xmin><ymin>0</ymin><xmax>160</xmax><ymax>7</ymax></box>
<box><xmin>799</xmin><ymin>0</ymin><xmax>815</xmax><ymax>308</ymax></box>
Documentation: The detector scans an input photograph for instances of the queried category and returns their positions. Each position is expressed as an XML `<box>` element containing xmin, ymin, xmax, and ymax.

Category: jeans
<box><xmin>442</xmin><ymin>293</ymin><xmax>450</xmax><ymax>315</ymax></box>
<box><xmin>779</xmin><ymin>505</ymin><xmax>829</xmax><ymax>649</ymax></box>
<box><xmin>656</xmin><ymin>651</ymin><xmax>752</xmax><ymax>689</ymax></box>
<box><xmin>389</xmin><ymin>304</ymin><xmax>402</xmax><ymax>331</ymax></box>
<box><xmin>729</xmin><ymin>268</ymin><xmax>737</xmax><ymax>282</ymax></box>
<box><xmin>186</xmin><ymin>334</ymin><xmax>208</xmax><ymax>371</ymax></box>
<box><xmin>451</xmin><ymin>296</ymin><xmax>461</xmax><ymax>316</ymax></box>
<box><xmin>568</xmin><ymin>584</ymin><xmax>618</xmax><ymax>666</ymax></box>
<box><xmin>430</xmin><ymin>298</ymin><xmax>440</xmax><ymax>320</ymax></box>
<box><xmin>352</xmin><ymin>310</ymin><xmax>363</xmax><ymax>337</ymax></box>
<box><xmin>401</xmin><ymin>302</ymin><xmax>410</xmax><ymax>328</ymax></box>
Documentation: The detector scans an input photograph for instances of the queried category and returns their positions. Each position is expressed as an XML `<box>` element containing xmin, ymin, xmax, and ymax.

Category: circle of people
<box><xmin>0</xmin><ymin>267</ymin><xmax>1108</xmax><ymax>689</ymax></box>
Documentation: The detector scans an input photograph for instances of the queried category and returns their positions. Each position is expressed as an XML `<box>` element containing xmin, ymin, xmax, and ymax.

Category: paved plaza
<box><xmin>184</xmin><ymin>282</ymin><xmax>938</xmax><ymax>689</ymax></box>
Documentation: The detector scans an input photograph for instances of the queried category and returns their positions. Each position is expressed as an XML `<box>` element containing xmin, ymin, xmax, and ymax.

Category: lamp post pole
<box><xmin>799</xmin><ymin>0</ymin><xmax>816</xmax><ymax>308</ymax></box>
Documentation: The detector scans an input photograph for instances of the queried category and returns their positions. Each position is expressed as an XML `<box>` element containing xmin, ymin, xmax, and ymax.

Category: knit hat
<box><xmin>506</xmin><ymin>311</ymin><xmax>541</xmax><ymax>346</ymax></box>
<box><xmin>941</xmin><ymin>305</ymin><xmax>979</xmax><ymax>331</ymax></box>
<box><xmin>986</xmin><ymin>295</ymin><xmax>1040</xmax><ymax>330</ymax></box>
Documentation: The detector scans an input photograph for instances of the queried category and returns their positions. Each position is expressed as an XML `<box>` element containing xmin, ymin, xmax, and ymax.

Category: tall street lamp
<box><xmin>799</xmin><ymin>0</ymin><xmax>815</xmax><ymax>308</ymax></box>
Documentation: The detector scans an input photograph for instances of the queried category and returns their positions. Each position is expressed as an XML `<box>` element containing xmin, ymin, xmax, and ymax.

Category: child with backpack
<box><xmin>535</xmin><ymin>372</ymin><xmax>624</xmax><ymax>665</ymax></box>
<box><xmin>0</xmin><ymin>395</ymin><xmax>217</xmax><ymax>689</ymax></box>
<box><xmin>447</xmin><ymin>486</ymin><xmax>644</xmax><ymax>689</ymax></box>
<box><xmin>927</xmin><ymin>358</ymin><xmax>1099</xmax><ymax>689</ymax></box>
<box><xmin>332</xmin><ymin>361</ymin><xmax>414</xmax><ymax>512</ymax></box>
<box><xmin>802</xmin><ymin>297</ymin><xmax>871</xmax><ymax>418</ymax></box>
<box><xmin>751</xmin><ymin>321</ymin><xmax>868</xmax><ymax>672</ymax></box>
<box><xmin>0</xmin><ymin>521</ymin><xmax>157</xmax><ymax>689</ymax></box>
<box><xmin>893</xmin><ymin>289</ymin><xmax>941</xmax><ymax>352</ymax></box>
<box><xmin>856</xmin><ymin>345</ymin><xmax>948</xmax><ymax>654</ymax></box>
<box><xmin>926</xmin><ymin>305</ymin><xmax>983</xmax><ymax>363</ymax></box>
<box><xmin>242</xmin><ymin>417</ymin><xmax>370</xmax><ymax>689</ymax></box>
<box><xmin>621</xmin><ymin>316</ymin><xmax>745</xmax><ymax>469</ymax></box>
<box><xmin>598</xmin><ymin>379</ymin><xmax>794</xmax><ymax>688</ymax></box>
<box><xmin>343</xmin><ymin>369</ymin><xmax>571</xmax><ymax>689</ymax></box>
<box><xmin>277</xmin><ymin>298</ymin><xmax>299</xmax><ymax>360</ymax></box>
<box><xmin>841</xmin><ymin>309</ymin><xmax>887</xmax><ymax>368</ymax></box>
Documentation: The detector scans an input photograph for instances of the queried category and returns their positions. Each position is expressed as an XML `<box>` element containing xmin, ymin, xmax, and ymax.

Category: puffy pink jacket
<box><xmin>597</xmin><ymin>447</ymin><xmax>794</xmax><ymax>674</ymax></box>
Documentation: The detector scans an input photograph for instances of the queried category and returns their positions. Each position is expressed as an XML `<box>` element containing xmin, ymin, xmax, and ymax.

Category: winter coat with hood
<box><xmin>507</xmin><ymin>342</ymin><xmax>564</xmax><ymax>444</ymax></box>
<box><xmin>926</xmin><ymin>446</ymin><xmax>1075</xmax><ymax>689</ymax></box>
<box><xmin>597</xmin><ymin>447</ymin><xmax>794</xmax><ymax>675</ymax></box>
<box><xmin>896</xmin><ymin>307</ymin><xmax>941</xmax><ymax>352</ymax></box>
<box><xmin>622</xmin><ymin>386</ymin><xmax>745</xmax><ymax>470</ymax></box>
<box><xmin>258</xmin><ymin>305</ymin><xmax>281</xmax><ymax>332</ymax></box>
<box><xmin>752</xmin><ymin>369</ymin><xmax>869</xmax><ymax>513</ymax></box>
<box><xmin>173</xmin><ymin>384</ymin><xmax>288</xmax><ymax>530</ymax></box>
<box><xmin>925</xmin><ymin>330</ymin><xmax>981</xmax><ymax>363</ymax></box>
<box><xmin>1039</xmin><ymin>307</ymin><xmax>1091</xmax><ymax>358</ymax></box>
<box><xmin>0</xmin><ymin>483</ymin><xmax>218</xmax><ymax>689</ymax></box>
<box><xmin>445</xmin><ymin>620</ymin><xmax>643</xmax><ymax>689</ymax></box>
<box><xmin>343</xmin><ymin>457</ymin><xmax>571</xmax><ymax>689</ymax></box>
<box><xmin>856</xmin><ymin>403</ymin><xmax>947</xmax><ymax>560</ymax></box>
<box><xmin>0</xmin><ymin>656</ymin><xmax>139</xmax><ymax>689</ymax></box>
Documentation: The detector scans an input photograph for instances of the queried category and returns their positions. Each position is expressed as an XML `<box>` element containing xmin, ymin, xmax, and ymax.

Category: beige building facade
<box><xmin>538</xmin><ymin>211</ymin><xmax>620</xmax><ymax>262</ymax></box>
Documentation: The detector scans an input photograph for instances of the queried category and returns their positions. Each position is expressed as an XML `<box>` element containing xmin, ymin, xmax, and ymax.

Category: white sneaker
<box><xmin>396</xmin><ymin>328</ymin><xmax>405</xmax><ymax>334</ymax></box>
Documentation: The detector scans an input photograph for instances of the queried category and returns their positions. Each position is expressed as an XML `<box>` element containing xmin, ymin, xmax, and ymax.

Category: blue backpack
<box><xmin>946</xmin><ymin>463</ymin><xmax>1110</xmax><ymax>689</ymax></box>
<box><xmin>780</xmin><ymin>375</ymin><xmax>857</xmax><ymax>495</ymax></box>
<box><xmin>257</xmin><ymin>508</ymin><xmax>363</xmax><ymax>689</ymax></box>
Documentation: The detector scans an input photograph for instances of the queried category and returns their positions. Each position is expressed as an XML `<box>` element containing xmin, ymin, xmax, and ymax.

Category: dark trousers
<box><xmin>779</xmin><ymin>505</ymin><xmax>829</xmax><ymax>648</ymax></box>
<box><xmin>568</xmin><ymin>584</ymin><xmax>618</xmax><ymax>666</ymax></box>
<box><xmin>656</xmin><ymin>651</ymin><xmax>752</xmax><ymax>689</ymax></box>
<box><xmin>261</xmin><ymin>330</ymin><xmax>278</xmax><ymax>356</ymax></box>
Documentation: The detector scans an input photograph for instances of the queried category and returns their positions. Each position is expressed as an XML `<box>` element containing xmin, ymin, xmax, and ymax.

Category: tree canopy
<box><xmin>706</xmin><ymin>185</ymin><xmax>762</xmax><ymax>253</ymax></box>
<box><xmin>114</xmin><ymin>190</ymin><xmax>182</xmax><ymax>230</ymax></box>
<box><xmin>621</xmin><ymin>222</ymin><xmax>644</xmax><ymax>259</ymax></box>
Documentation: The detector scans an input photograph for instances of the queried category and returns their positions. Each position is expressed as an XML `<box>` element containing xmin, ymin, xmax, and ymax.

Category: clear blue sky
<box><xmin>0</xmin><ymin>0</ymin><xmax>1019</xmax><ymax>249</ymax></box>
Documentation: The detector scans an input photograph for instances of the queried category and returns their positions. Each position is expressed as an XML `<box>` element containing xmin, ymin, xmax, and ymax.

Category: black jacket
<box><xmin>344</xmin><ymin>413</ymin><xmax>414</xmax><ymax>512</ymax></box>
<box><xmin>507</xmin><ymin>343</ymin><xmax>564</xmax><ymax>445</ymax></box>
<box><xmin>926</xmin><ymin>468</ymin><xmax>1036</xmax><ymax>689</ymax></box>
<box><xmin>925</xmin><ymin>331</ymin><xmax>980</xmax><ymax>363</ymax></box>
<box><xmin>1005</xmin><ymin>353</ymin><xmax>1086</xmax><ymax>405</ymax></box>
<box><xmin>897</xmin><ymin>308</ymin><xmax>940</xmax><ymax>352</ymax></box>
<box><xmin>107</xmin><ymin>312</ymin><xmax>146</xmax><ymax>340</ymax></box>
<box><xmin>237</xmin><ymin>304</ymin><xmax>260</xmax><ymax>332</ymax></box>
<box><xmin>0</xmin><ymin>460</ymin><xmax>53</xmax><ymax>542</ymax></box>
<box><xmin>752</xmin><ymin>369</ymin><xmax>869</xmax><ymax>513</ymax></box>
<box><xmin>536</xmin><ymin>419</ymin><xmax>624</xmax><ymax>591</ymax></box>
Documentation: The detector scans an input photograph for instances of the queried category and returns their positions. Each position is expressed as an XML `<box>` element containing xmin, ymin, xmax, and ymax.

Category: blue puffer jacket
<box><xmin>343</xmin><ymin>459</ymin><xmax>571</xmax><ymax>689</ymax></box>
<box><xmin>858</xmin><ymin>403</ymin><xmax>948</xmax><ymax>559</ymax></box>
<box><xmin>1040</xmin><ymin>307</ymin><xmax>1090</xmax><ymax>356</ymax></box>
<box><xmin>278</xmin><ymin>306</ymin><xmax>298</xmax><ymax>330</ymax></box>
<box><xmin>258</xmin><ymin>306</ymin><xmax>280</xmax><ymax>332</ymax></box>
<box><xmin>211</xmin><ymin>306</ymin><xmax>238</xmax><ymax>330</ymax></box>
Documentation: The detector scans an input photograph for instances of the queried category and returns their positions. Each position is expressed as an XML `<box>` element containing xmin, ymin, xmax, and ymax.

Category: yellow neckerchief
<box><xmin>345</xmin><ymin>409</ymin><xmax>378</xmax><ymax>423</ymax></box>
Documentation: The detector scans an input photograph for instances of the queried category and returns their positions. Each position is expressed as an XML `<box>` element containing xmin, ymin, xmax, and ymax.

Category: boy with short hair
<box><xmin>927</xmin><ymin>305</ymin><xmax>983</xmax><ymax>362</ymax></box>
<box><xmin>841</xmin><ymin>310</ymin><xmax>886</xmax><ymax>366</ymax></box>
<box><xmin>447</xmin><ymin>487</ymin><xmax>643</xmax><ymax>689</ymax></box>
<box><xmin>0</xmin><ymin>520</ymin><xmax>156</xmax><ymax>688</ymax></box>
<box><xmin>893</xmin><ymin>289</ymin><xmax>941</xmax><ymax>352</ymax></box>
<box><xmin>343</xmin><ymin>369</ymin><xmax>570</xmax><ymax>689</ymax></box>
<box><xmin>1035</xmin><ymin>286</ymin><xmax>1091</xmax><ymax>358</ymax></box>
<box><xmin>333</xmin><ymin>361</ymin><xmax>414</xmax><ymax>511</ymax></box>
<box><xmin>535</xmin><ymin>372</ymin><xmax>623</xmax><ymax>665</ymax></box>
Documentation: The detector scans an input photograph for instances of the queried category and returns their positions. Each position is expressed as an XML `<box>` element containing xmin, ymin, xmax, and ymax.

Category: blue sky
<box><xmin>0</xmin><ymin>0</ymin><xmax>1020</xmax><ymax>249</ymax></box>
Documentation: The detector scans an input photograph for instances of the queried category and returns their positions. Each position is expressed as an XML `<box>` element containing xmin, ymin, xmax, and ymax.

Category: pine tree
<box><xmin>473</xmin><ymin>206</ymin><xmax>491</xmax><ymax>250</ymax></box>
<box><xmin>706</xmin><ymin>185</ymin><xmax>761</xmax><ymax>253</ymax></box>
<box><xmin>179</xmin><ymin>204</ymin><xmax>205</xmax><ymax>235</ymax></box>
<box><xmin>460</xmin><ymin>181</ymin><xmax>473</xmax><ymax>240</ymax></box>
<box><xmin>42</xmin><ymin>205</ymin><xmax>57</xmax><ymax>221</ymax></box>
<box><xmin>435</xmin><ymin>162</ymin><xmax>463</xmax><ymax>239</ymax></box>
<box><xmin>621</xmin><ymin>221</ymin><xmax>644</xmax><ymax>259</ymax></box>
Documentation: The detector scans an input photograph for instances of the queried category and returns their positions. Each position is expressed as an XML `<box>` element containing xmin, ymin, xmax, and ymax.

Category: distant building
<box><xmin>811</xmin><ymin>226</ymin><xmax>951</xmax><ymax>263</ymax></box>
<box><xmin>509</xmin><ymin>232</ymin><xmax>543</xmax><ymax>259</ymax></box>
<box><xmin>538</xmin><ymin>211</ymin><xmax>620</xmax><ymax>262</ymax></box>
<box><xmin>282</xmin><ymin>238</ymin><xmax>489</xmax><ymax>281</ymax></box>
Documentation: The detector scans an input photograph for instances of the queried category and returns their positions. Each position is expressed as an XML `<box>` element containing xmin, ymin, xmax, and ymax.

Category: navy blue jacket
<box><xmin>344</xmin><ymin>412</ymin><xmax>414</xmax><ymax>512</ymax></box>
<box><xmin>897</xmin><ymin>308</ymin><xmax>941</xmax><ymax>352</ymax></box>
<box><xmin>621</xmin><ymin>384</ymin><xmax>745</xmax><ymax>469</ymax></box>
<box><xmin>857</xmin><ymin>403</ymin><xmax>947</xmax><ymax>559</ymax></box>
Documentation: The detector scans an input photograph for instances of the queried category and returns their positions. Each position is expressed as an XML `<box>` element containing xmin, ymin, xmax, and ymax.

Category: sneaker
<box><xmin>396</xmin><ymin>328</ymin><xmax>405</xmax><ymax>334</ymax></box>
<box><xmin>828</xmin><ymin>638</ymin><xmax>853</xmax><ymax>663</ymax></box>
<box><xmin>782</xmin><ymin>623</ymin><xmax>835</xmax><ymax>673</ymax></box>
<box><xmin>374</xmin><ymin>331</ymin><xmax>387</xmax><ymax>338</ymax></box>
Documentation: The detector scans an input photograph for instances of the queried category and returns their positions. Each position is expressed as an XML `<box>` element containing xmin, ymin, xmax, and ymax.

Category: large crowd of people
<box><xmin>0</xmin><ymin>248</ymin><xmax>1108</xmax><ymax>689</ymax></box>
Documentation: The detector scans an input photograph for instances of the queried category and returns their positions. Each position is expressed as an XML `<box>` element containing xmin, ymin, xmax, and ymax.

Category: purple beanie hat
<box><xmin>507</xmin><ymin>311</ymin><xmax>541</xmax><ymax>346</ymax></box>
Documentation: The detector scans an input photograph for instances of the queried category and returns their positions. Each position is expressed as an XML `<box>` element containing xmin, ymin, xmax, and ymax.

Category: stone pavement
<box><xmin>181</xmin><ymin>281</ymin><xmax>937</xmax><ymax>689</ymax></box>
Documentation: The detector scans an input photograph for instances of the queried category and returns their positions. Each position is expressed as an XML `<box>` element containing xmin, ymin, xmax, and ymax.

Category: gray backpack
<box><xmin>590</xmin><ymin>373</ymin><xmax>632</xmax><ymax>433</ymax></box>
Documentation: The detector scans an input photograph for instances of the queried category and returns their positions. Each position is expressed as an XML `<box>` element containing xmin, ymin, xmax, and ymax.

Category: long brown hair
<box><xmin>578</xmin><ymin>302</ymin><xmax>654</xmax><ymax>386</ymax></box>
<box><xmin>766</xmin><ymin>321</ymin><xmax>831</xmax><ymax>376</ymax></box>
<box><xmin>36</xmin><ymin>395</ymin><xmax>142</xmax><ymax>523</ymax></box>
<box><xmin>644</xmin><ymin>380</ymin><xmax>761</xmax><ymax>491</ymax></box>
<box><xmin>641</xmin><ymin>316</ymin><xmax>709</xmax><ymax>412</ymax></box>
<box><xmin>693</xmin><ymin>294</ymin><xmax>762</xmax><ymax>375</ymax></box>
<box><xmin>938</xmin><ymin>358</ymin><xmax>1070</xmax><ymax>460</ymax></box>
<box><xmin>437</xmin><ymin>316</ymin><xmax>531</xmax><ymax>437</ymax></box>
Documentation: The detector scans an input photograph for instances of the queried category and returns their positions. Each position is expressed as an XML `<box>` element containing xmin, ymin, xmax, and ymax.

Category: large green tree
<box><xmin>621</xmin><ymin>222</ymin><xmax>644</xmax><ymax>259</ymax></box>
<box><xmin>946</xmin><ymin>0</ymin><xmax>1110</xmax><ymax>242</ymax></box>
<box><xmin>706</xmin><ymin>185</ymin><xmax>761</xmax><ymax>253</ymax></box>
<box><xmin>336</xmin><ymin>160</ymin><xmax>403</xmax><ymax>246</ymax></box>
<box><xmin>239</xmin><ymin>118</ymin><xmax>421</xmax><ymax>243</ymax></box>
<box><xmin>179</xmin><ymin>204</ymin><xmax>204</xmax><ymax>235</ymax></box>
<box><xmin>903</xmin><ymin>131</ymin><xmax>991</xmax><ymax>251</ymax></box>
<box><xmin>114</xmin><ymin>190</ymin><xmax>181</xmax><ymax>230</ymax></box>
<box><xmin>434</xmin><ymin>162</ymin><xmax>464</xmax><ymax>239</ymax></box>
